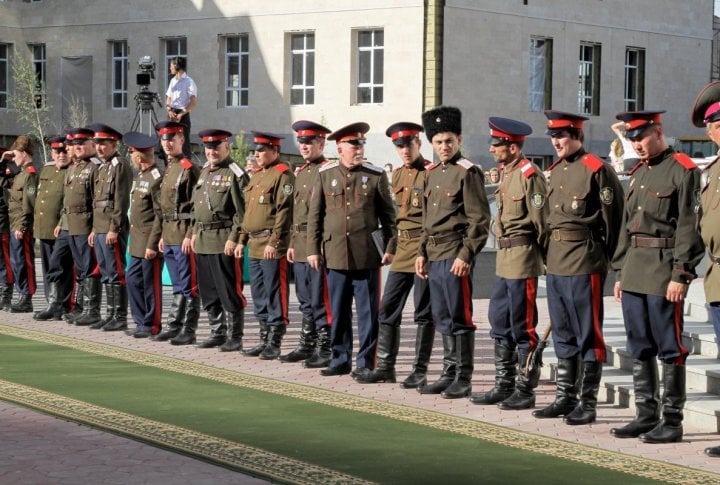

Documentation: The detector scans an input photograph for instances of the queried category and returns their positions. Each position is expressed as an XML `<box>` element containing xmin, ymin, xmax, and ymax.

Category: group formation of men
<box><xmin>5</xmin><ymin>80</ymin><xmax>720</xmax><ymax>454</ymax></box>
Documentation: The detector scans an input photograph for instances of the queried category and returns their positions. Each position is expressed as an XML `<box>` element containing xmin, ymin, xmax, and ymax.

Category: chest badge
<box><xmin>599</xmin><ymin>187</ymin><xmax>614</xmax><ymax>205</ymax></box>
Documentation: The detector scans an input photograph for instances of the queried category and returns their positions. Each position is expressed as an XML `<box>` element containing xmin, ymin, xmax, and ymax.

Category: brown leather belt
<box><xmin>631</xmin><ymin>235</ymin><xmax>675</xmax><ymax>248</ymax></box>
<box><xmin>552</xmin><ymin>229</ymin><xmax>591</xmax><ymax>242</ymax></box>
<box><xmin>249</xmin><ymin>229</ymin><xmax>272</xmax><ymax>238</ymax></box>
<box><xmin>65</xmin><ymin>206</ymin><xmax>91</xmax><ymax>214</ymax></box>
<box><xmin>398</xmin><ymin>228</ymin><xmax>423</xmax><ymax>239</ymax></box>
<box><xmin>427</xmin><ymin>232</ymin><xmax>463</xmax><ymax>245</ymax></box>
<box><xmin>197</xmin><ymin>220</ymin><xmax>232</xmax><ymax>231</ymax></box>
<box><xmin>498</xmin><ymin>235</ymin><xmax>531</xmax><ymax>249</ymax></box>
<box><xmin>163</xmin><ymin>213</ymin><xmax>192</xmax><ymax>222</ymax></box>
<box><xmin>292</xmin><ymin>223</ymin><xmax>307</xmax><ymax>232</ymax></box>
<box><xmin>93</xmin><ymin>200</ymin><xmax>114</xmax><ymax>209</ymax></box>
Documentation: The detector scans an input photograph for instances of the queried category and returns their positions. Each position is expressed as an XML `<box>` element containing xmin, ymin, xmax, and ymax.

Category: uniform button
<box><xmin>638</xmin><ymin>206</ymin><xmax>642</xmax><ymax>210</ymax></box>
<box><xmin>640</xmin><ymin>185</ymin><xmax>644</xmax><ymax>189</ymax></box>
<box><xmin>346</xmin><ymin>202</ymin><xmax>350</xmax><ymax>206</ymax></box>
<box><xmin>346</xmin><ymin>216</ymin><xmax>350</xmax><ymax>220</ymax></box>
<box><xmin>346</xmin><ymin>232</ymin><xmax>350</xmax><ymax>235</ymax></box>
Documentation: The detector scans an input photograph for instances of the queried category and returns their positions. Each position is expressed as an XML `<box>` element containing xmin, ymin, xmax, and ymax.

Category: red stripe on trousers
<box><xmin>152</xmin><ymin>258</ymin><xmax>163</xmax><ymax>334</ymax></box>
<box><xmin>279</xmin><ymin>257</ymin><xmax>289</xmax><ymax>326</ymax></box>
<box><xmin>1</xmin><ymin>233</ymin><xmax>13</xmax><ymax>285</ymax></box>
<box><xmin>322</xmin><ymin>269</ymin><xmax>332</xmax><ymax>326</ymax></box>
<box><xmin>673</xmin><ymin>302</ymin><xmax>688</xmax><ymax>365</ymax></box>
<box><xmin>69</xmin><ymin>267</ymin><xmax>77</xmax><ymax>310</ymax></box>
<box><xmin>112</xmin><ymin>244</ymin><xmax>126</xmax><ymax>286</ymax></box>
<box><xmin>590</xmin><ymin>273</ymin><xmax>606</xmax><ymax>363</ymax></box>
<box><xmin>460</xmin><ymin>274</ymin><xmax>476</xmax><ymax>330</ymax></box>
<box><xmin>189</xmin><ymin>250</ymin><xmax>199</xmax><ymax>297</ymax></box>
<box><xmin>233</xmin><ymin>258</ymin><xmax>247</xmax><ymax>308</ymax></box>
<box><xmin>23</xmin><ymin>232</ymin><xmax>35</xmax><ymax>295</ymax></box>
<box><xmin>525</xmin><ymin>278</ymin><xmax>538</xmax><ymax>349</ymax></box>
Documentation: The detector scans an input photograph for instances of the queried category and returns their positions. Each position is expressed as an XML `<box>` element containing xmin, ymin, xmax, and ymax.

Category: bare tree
<box><xmin>64</xmin><ymin>93</ymin><xmax>90</xmax><ymax>131</ymax></box>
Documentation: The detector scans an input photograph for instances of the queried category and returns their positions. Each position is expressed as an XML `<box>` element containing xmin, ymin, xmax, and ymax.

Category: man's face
<box><xmin>431</xmin><ymin>132</ymin><xmax>461</xmax><ymax>163</ymax></box>
<box><xmin>205</xmin><ymin>141</ymin><xmax>229</xmax><ymax>165</ymax></box>
<box><xmin>73</xmin><ymin>139</ymin><xmax>95</xmax><ymax>160</ymax></box>
<box><xmin>707</xmin><ymin>121</ymin><xmax>720</xmax><ymax>146</ymax></box>
<box><xmin>51</xmin><ymin>147</ymin><xmax>70</xmax><ymax>168</ymax></box>
<box><xmin>161</xmin><ymin>134</ymin><xmax>184</xmax><ymax>158</ymax></box>
<box><xmin>254</xmin><ymin>146</ymin><xmax>278</xmax><ymax>168</ymax></box>
<box><xmin>297</xmin><ymin>137</ymin><xmax>324</xmax><ymax>162</ymax></box>
<box><xmin>488</xmin><ymin>142</ymin><xmax>515</xmax><ymax>165</ymax></box>
<box><xmin>169</xmin><ymin>61</ymin><xmax>177</xmax><ymax>76</ymax></box>
<box><xmin>94</xmin><ymin>140</ymin><xmax>116</xmax><ymax>161</ymax></box>
<box><xmin>550</xmin><ymin>131</ymin><xmax>582</xmax><ymax>159</ymax></box>
<box><xmin>337</xmin><ymin>140</ymin><xmax>365</xmax><ymax>169</ymax></box>
<box><xmin>630</xmin><ymin>126</ymin><xmax>666</xmax><ymax>160</ymax></box>
<box><xmin>395</xmin><ymin>138</ymin><xmax>421</xmax><ymax>167</ymax></box>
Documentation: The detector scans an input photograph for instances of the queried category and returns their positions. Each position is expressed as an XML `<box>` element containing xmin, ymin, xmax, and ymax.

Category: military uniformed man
<box><xmin>533</xmin><ymin>110</ymin><xmax>624</xmax><ymax>424</ymax></box>
<box><xmin>238</xmin><ymin>131</ymin><xmax>294</xmax><ymax>360</ymax></box>
<box><xmin>470</xmin><ymin>118</ymin><xmax>548</xmax><ymax>409</ymax></box>
<box><xmin>192</xmin><ymin>129</ymin><xmax>248</xmax><ymax>351</ymax></box>
<box><xmin>123</xmin><ymin>132</ymin><xmax>164</xmax><ymax>338</ymax></box>
<box><xmin>85</xmin><ymin>124</ymin><xmax>133</xmax><ymax>332</ymax></box>
<box><xmin>415</xmin><ymin>107</ymin><xmax>490</xmax><ymax>399</ymax></box>
<box><xmin>280</xmin><ymin>120</ymin><xmax>333</xmax><ymax>366</ymax></box>
<box><xmin>61</xmin><ymin>127</ymin><xmax>99</xmax><ymax>324</ymax></box>
<box><xmin>0</xmin><ymin>145</ymin><xmax>17</xmax><ymax>310</ymax></box>
<box><xmin>307</xmin><ymin>122</ymin><xmax>397</xmax><ymax>378</ymax></box>
<box><xmin>33</xmin><ymin>135</ymin><xmax>74</xmax><ymax>320</ymax></box>
<box><xmin>2</xmin><ymin>136</ymin><xmax>39</xmax><ymax>313</ymax></box>
<box><xmin>610</xmin><ymin>111</ymin><xmax>704</xmax><ymax>443</ymax></box>
<box><xmin>358</xmin><ymin>122</ymin><xmax>435</xmax><ymax>386</ymax></box>
<box><xmin>151</xmin><ymin>121</ymin><xmax>201</xmax><ymax>345</ymax></box>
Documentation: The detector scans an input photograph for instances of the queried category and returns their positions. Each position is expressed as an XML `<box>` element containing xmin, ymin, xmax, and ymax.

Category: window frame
<box><xmin>110</xmin><ymin>40</ymin><xmax>128</xmax><ymax>110</ymax></box>
<box><xmin>355</xmin><ymin>29</ymin><xmax>384</xmax><ymax>105</ymax></box>
<box><xmin>624</xmin><ymin>47</ymin><xmax>645</xmax><ymax>112</ymax></box>
<box><xmin>289</xmin><ymin>32</ymin><xmax>315</xmax><ymax>106</ymax></box>
<box><xmin>223</xmin><ymin>34</ymin><xmax>249</xmax><ymax>108</ymax></box>
<box><xmin>578</xmin><ymin>42</ymin><xmax>601</xmax><ymax>116</ymax></box>
<box><xmin>528</xmin><ymin>37</ymin><xmax>553</xmax><ymax>112</ymax></box>
<box><xmin>0</xmin><ymin>43</ymin><xmax>9</xmax><ymax>109</ymax></box>
<box><xmin>29</xmin><ymin>43</ymin><xmax>46</xmax><ymax>108</ymax></box>
<box><xmin>163</xmin><ymin>37</ymin><xmax>187</xmax><ymax>95</ymax></box>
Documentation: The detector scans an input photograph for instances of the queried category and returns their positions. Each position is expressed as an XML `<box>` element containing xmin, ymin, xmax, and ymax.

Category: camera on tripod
<box><xmin>131</xmin><ymin>56</ymin><xmax>162</xmax><ymax>135</ymax></box>
<box><xmin>136</xmin><ymin>55</ymin><xmax>156</xmax><ymax>90</ymax></box>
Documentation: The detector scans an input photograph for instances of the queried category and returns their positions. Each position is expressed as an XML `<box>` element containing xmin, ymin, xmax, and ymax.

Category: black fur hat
<box><xmin>422</xmin><ymin>106</ymin><xmax>461</xmax><ymax>141</ymax></box>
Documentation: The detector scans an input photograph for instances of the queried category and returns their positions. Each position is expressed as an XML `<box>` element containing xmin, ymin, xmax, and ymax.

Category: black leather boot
<box><xmin>401</xmin><ymin>323</ymin><xmax>435</xmax><ymax>389</ymax></box>
<box><xmin>170</xmin><ymin>296</ymin><xmax>199</xmax><ymax>346</ymax></box>
<box><xmin>196</xmin><ymin>304</ymin><xmax>227</xmax><ymax>348</ymax></box>
<box><xmin>74</xmin><ymin>278</ymin><xmax>101</xmax><ymax>326</ymax></box>
<box><xmin>498</xmin><ymin>351</ymin><xmax>538</xmax><ymax>410</ymax></box>
<box><xmin>610</xmin><ymin>359</ymin><xmax>660</xmax><ymax>438</ymax></box>
<box><xmin>241</xmin><ymin>320</ymin><xmax>269</xmax><ymax>357</ymax></box>
<box><xmin>102</xmin><ymin>284</ymin><xmax>128</xmax><ymax>331</ymax></box>
<box><xmin>33</xmin><ymin>282</ymin><xmax>64</xmax><ymax>321</ymax></box>
<box><xmin>9</xmin><ymin>294</ymin><xmax>33</xmax><ymax>313</ymax></box>
<box><xmin>564</xmin><ymin>361</ymin><xmax>602</xmax><ymax>425</ymax></box>
<box><xmin>419</xmin><ymin>335</ymin><xmax>457</xmax><ymax>395</ymax></box>
<box><xmin>470</xmin><ymin>343</ymin><xmax>517</xmax><ymax>404</ymax></box>
<box><xmin>152</xmin><ymin>294</ymin><xmax>186</xmax><ymax>341</ymax></box>
<box><xmin>259</xmin><ymin>325</ymin><xmax>286</xmax><ymax>360</ymax></box>
<box><xmin>280</xmin><ymin>318</ymin><xmax>318</xmax><ymax>363</ymax></box>
<box><xmin>532</xmin><ymin>356</ymin><xmax>580</xmax><ymax>418</ymax></box>
<box><xmin>639</xmin><ymin>363</ymin><xmax>685</xmax><ymax>443</ymax></box>
<box><xmin>303</xmin><ymin>325</ymin><xmax>331</xmax><ymax>368</ymax></box>
<box><xmin>442</xmin><ymin>333</ymin><xmax>474</xmax><ymax>399</ymax></box>
<box><xmin>92</xmin><ymin>283</ymin><xmax>114</xmax><ymax>329</ymax></box>
<box><xmin>357</xmin><ymin>323</ymin><xmax>400</xmax><ymax>383</ymax></box>
<box><xmin>705</xmin><ymin>446</ymin><xmax>720</xmax><ymax>457</ymax></box>
<box><xmin>219</xmin><ymin>310</ymin><xmax>244</xmax><ymax>352</ymax></box>
<box><xmin>63</xmin><ymin>281</ymin><xmax>83</xmax><ymax>322</ymax></box>
<box><xmin>0</xmin><ymin>283</ymin><xmax>13</xmax><ymax>311</ymax></box>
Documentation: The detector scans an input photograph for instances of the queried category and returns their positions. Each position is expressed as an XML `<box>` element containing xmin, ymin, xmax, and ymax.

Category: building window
<box><xmin>290</xmin><ymin>33</ymin><xmax>315</xmax><ymax>106</ymax></box>
<box><xmin>529</xmin><ymin>37</ymin><xmax>553</xmax><ymax>112</ymax></box>
<box><xmin>29</xmin><ymin>43</ymin><xmax>46</xmax><ymax>108</ymax></box>
<box><xmin>224</xmin><ymin>35</ymin><xmax>249</xmax><ymax>107</ymax></box>
<box><xmin>578</xmin><ymin>42</ymin><xmax>601</xmax><ymax>116</ymax></box>
<box><xmin>624</xmin><ymin>47</ymin><xmax>645</xmax><ymax>111</ymax></box>
<box><xmin>111</xmin><ymin>40</ymin><xmax>128</xmax><ymax>109</ymax></box>
<box><xmin>0</xmin><ymin>43</ymin><xmax>8</xmax><ymax>109</ymax></box>
<box><xmin>164</xmin><ymin>37</ymin><xmax>187</xmax><ymax>93</ymax></box>
<box><xmin>357</xmin><ymin>29</ymin><xmax>383</xmax><ymax>104</ymax></box>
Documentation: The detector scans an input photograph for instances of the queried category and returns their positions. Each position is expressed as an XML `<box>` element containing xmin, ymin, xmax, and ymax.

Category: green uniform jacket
<box><xmin>0</xmin><ymin>160</ymin><xmax>18</xmax><ymax>233</ymax></box>
<box><xmin>129</xmin><ymin>165</ymin><xmax>163</xmax><ymax>258</ymax></box>
<box><xmin>159</xmin><ymin>157</ymin><xmax>199</xmax><ymax>246</ymax></box>
<box><xmin>612</xmin><ymin>149</ymin><xmax>704</xmax><ymax>296</ymax></box>
<box><xmin>92</xmin><ymin>154</ymin><xmax>132</xmax><ymax>234</ymax></box>
<box><xmin>192</xmin><ymin>158</ymin><xmax>248</xmax><ymax>255</ymax></box>
<box><xmin>546</xmin><ymin>150</ymin><xmax>624</xmax><ymax>276</ymax></box>
<box><xmin>494</xmin><ymin>156</ymin><xmax>549</xmax><ymax>279</ymax></box>
<box><xmin>418</xmin><ymin>154</ymin><xmax>490</xmax><ymax>263</ymax></box>
<box><xmin>700</xmin><ymin>157</ymin><xmax>720</xmax><ymax>302</ymax></box>
<box><xmin>239</xmin><ymin>160</ymin><xmax>294</xmax><ymax>259</ymax></box>
<box><xmin>8</xmin><ymin>164</ymin><xmax>38</xmax><ymax>233</ymax></box>
<box><xmin>62</xmin><ymin>157</ymin><xmax>98</xmax><ymax>236</ymax></box>
<box><xmin>307</xmin><ymin>161</ymin><xmax>396</xmax><ymax>271</ymax></box>
<box><xmin>289</xmin><ymin>157</ymin><xmax>326</xmax><ymax>263</ymax></box>
<box><xmin>34</xmin><ymin>162</ymin><xmax>67</xmax><ymax>240</ymax></box>
<box><xmin>388</xmin><ymin>158</ymin><xmax>429</xmax><ymax>273</ymax></box>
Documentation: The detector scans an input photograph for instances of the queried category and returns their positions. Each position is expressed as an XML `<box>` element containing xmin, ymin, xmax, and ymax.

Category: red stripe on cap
<box><xmin>204</xmin><ymin>135</ymin><xmax>229</xmax><ymax>143</ymax></box>
<box><xmin>490</xmin><ymin>128</ymin><xmax>524</xmax><ymax>142</ymax></box>
<box><xmin>338</xmin><ymin>132</ymin><xmax>366</xmax><ymax>143</ymax></box>
<box><xmin>94</xmin><ymin>131</ymin><xmax>119</xmax><ymax>140</ymax></box>
<box><xmin>253</xmin><ymin>136</ymin><xmax>279</xmax><ymax>146</ymax></box>
<box><xmin>547</xmin><ymin>119</ymin><xmax>584</xmax><ymax>130</ymax></box>
<box><xmin>391</xmin><ymin>130</ymin><xmax>419</xmax><ymax>140</ymax></box>
<box><xmin>705</xmin><ymin>102</ymin><xmax>720</xmax><ymax>122</ymax></box>
<box><xmin>296</xmin><ymin>129</ymin><xmax>325</xmax><ymax>138</ymax></box>
<box><xmin>624</xmin><ymin>114</ymin><xmax>662</xmax><ymax>131</ymax></box>
<box><xmin>158</xmin><ymin>126</ymin><xmax>184</xmax><ymax>135</ymax></box>
<box><xmin>50</xmin><ymin>142</ymin><xmax>65</xmax><ymax>148</ymax></box>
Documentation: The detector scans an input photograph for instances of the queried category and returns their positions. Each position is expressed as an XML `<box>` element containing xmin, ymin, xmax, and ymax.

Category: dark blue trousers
<box><xmin>94</xmin><ymin>232</ymin><xmax>128</xmax><ymax>285</ymax></box>
<box><xmin>249</xmin><ymin>257</ymin><xmax>289</xmax><ymax>327</ymax></box>
<box><xmin>488</xmin><ymin>276</ymin><xmax>539</xmax><ymax>353</ymax></box>
<box><xmin>293</xmin><ymin>260</ymin><xmax>330</xmax><ymax>329</ymax></box>
<box><xmin>379</xmin><ymin>271</ymin><xmax>432</xmax><ymax>327</ymax></box>
<box><xmin>127</xmin><ymin>256</ymin><xmax>163</xmax><ymax>331</ymax></box>
<box><xmin>68</xmin><ymin>233</ymin><xmax>96</xmax><ymax>280</ymax></box>
<box><xmin>163</xmin><ymin>244</ymin><xmax>197</xmax><ymax>297</ymax></box>
<box><xmin>10</xmin><ymin>231</ymin><xmax>35</xmax><ymax>295</ymax></box>
<box><xmin>0</xmin><ymin>232</ymin><xmax>12</xmax><ymax>287</ymax></box>
<box><xmin>428</xmin><ymin>258</ymin><xmax>475</xmax><ymax>336</ymax></box>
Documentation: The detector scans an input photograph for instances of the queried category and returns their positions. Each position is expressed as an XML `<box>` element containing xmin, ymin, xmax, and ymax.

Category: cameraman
<box><xmin>165</xmin><ymin>57</ymin><xmax>197</xmax><ymax>158</ymax></box>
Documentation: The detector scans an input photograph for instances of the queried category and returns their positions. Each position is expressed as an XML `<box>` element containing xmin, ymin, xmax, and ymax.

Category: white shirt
<box><xmin>166</xmin><ymin>73</ymin><xmax>197</xmax><ymax>109</ymax></box>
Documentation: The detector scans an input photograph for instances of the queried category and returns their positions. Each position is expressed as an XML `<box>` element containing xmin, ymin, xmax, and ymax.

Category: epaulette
<box><xmin>457</xmin><ymin>158</ymin><xmax>474</xmax><ymax>170</ymax></box>
<box><xmin>547</xmin><ymin>159</ymin><xmax>562</xmax><ymax>171</ymax></box>
<box><xmin>703</xmin><ymin>156</ymin><xmax>719</xmax><ymax>173</ymax></box>
<box><xmin>150</xmin><ymin>168</ymin><xmax>161</xmax><ymax>180</ymax></box>
<box><xmin>202</xmin><ymin>161</ymin><xmax>209</xmax><ymax>169</ymax></box>
<box><xmin>628</xmin><ymin>160</ymin><xmax>643</xmax><ymax>175</ymax></box>
<box><xmin>179</xmin><ymin>158</ymin><xmax>193</xmax><ymax>170</ymax></box>
<box><xmin>229</xmin><ymin>163</ymin><xmax>246</xmax><ymax>178</ymax></box>
<box><xmin>273</xmin><ymin>162</ymin><xmax>291</xmax><ymax>173</ymax></box>
<box><xmin>319</xmin><ymin>160</ymin><xmax>339</xmax><ymax>172</ymax></box>
<box><xmin>90</xmin><ymin>156</ymin><xmax>102</xmax><ymax>165</ymax></box>
<box><xmin>362</xmin><ymin>162</ymin><xmax>384</xmax><ymax>174</ymax></box>
<box><xmin>26</xmin><ymin>166</ymin><xmax>37</xmax><ymax>174</ymax></box>
<box><xmin>111</xmin><ymin>156</ymin><xmax>119</xmax><ymax>167</ymax></box>
<box><xmin>428</xmin><ymin>162</ymin><xmax>441</xmax><ymax>171</ymax></box>
<box><xmin>581</xmin><ymin>154</ymin><xmax>604</xmax><ymax>173</ymax></box>
<box><xmin>673</xmin><ymin>152</ymin><xmax>697</xmax><ymax>170</ymax></box>
<box><xmin>520</xmin><ymin>159</ymin><xmax>536</xmax><ymax>178</ymax></box>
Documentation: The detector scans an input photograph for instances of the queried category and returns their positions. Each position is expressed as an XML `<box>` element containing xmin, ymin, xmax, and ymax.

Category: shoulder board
<box><xmin>273</xmin><ymin>163</ymin><xmax>290</xmax><ymax>173</ymax></box>
<box><xmin>111</xmin><ymin>157</ymin><xmax>119</xmax><ymax>167</ymax></box>
<box><xmin>628</xmin><ymin>160</ymin><xmax>643</xmax><ymax>175</ymax></box>
<box><xmin>520</xmin><ymin>159</ymin><xmax>536</xmax><ymax>178</ymax></box>
<box><xmin>90</xmin><ymin>156</ymin><xmax>102</xmax><ymax>165</ymax></box>
<box><xmin>320</xmin><ymin>161</ymin><xmax>339</xmax><ymax>172</ymax></box>
<box><xmin>673</xmin><ymin>152</ymin><xmax>697</xmax><ymax>170</ymax></box>
<box><xmin>581</xmin><ymin>154</ymin><xmax>604</xmax><ymax>173</ymax></box>
<box><xmin>428</xmin><ymin>162</ymin><xmax>441</xmax><ymax>171</ymax></box>
<box><xmin>26</xmin><ymin>166</ymin><xmax>37</xmax><ymax>174</ymax></box>
<box><xmin>362</xmin><ymin>162</ymin><xmax>384</xmax><ymax>174</ymax></box>
<box><xmin>229</xmin><ymin>163</ymin><xmax>246</xmax><ymax>178</ymax></box>
<box><xmin>150</xmin><ymin>168</ymin><xmax>161</xmax><ymax>180</ymax></box>
<box><xmin>202</xmin><ymin>161</ymin><xmax>209</xmax><ymax>169</ymax></box>
<box><xmin>179</xmin><ymin>158</ymin><xmax>193</xmax><ymax>170</ymax></box>
<box><xmin>318</xmin><ymin>159</ymin><xmax>332</xmax><ymax>168</ymax></box>
<box><xmin>703</xmin><ymin>156</ymin><xmax>719</xmax><ymax>173</ymax></box>
<box><xmin>457</xmin><ymin>158</ymin><xmax>474</xmax><ymax>170</ymax></box>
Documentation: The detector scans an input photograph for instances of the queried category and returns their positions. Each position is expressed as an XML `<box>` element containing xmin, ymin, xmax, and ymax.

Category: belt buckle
<box><xmin>552</xmin><ymin>230</ymin><xmax>560</xmax><ymax>241</ymax></box>
<box><xmin>428</xmin><ymin>235</ymin><xmax>437</xmax><ymax>245</ymax></box>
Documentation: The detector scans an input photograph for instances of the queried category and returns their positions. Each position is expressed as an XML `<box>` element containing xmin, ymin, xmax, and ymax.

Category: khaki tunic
<box><xmin>192</xmin><ymin>158</ymin><xmax>248</xmax><ymax>255</ymax></box>
<box><xmin>129</xmin><ymin>165</ymin><xmax>163</xmax><ymax>258</ymax></box>
<box><xmin>158</xmin><ymin>157</ymin><xmax>199</xmax><ymax>245</ymax></box>
<box><xmin>612</xmin><ymin>149</ymin><xmax>704</xmax><ymax>296</ymax></box>
<box><xmin>92</xmin><ymin>154</ymin><xmax>132</xmax><ymax>234</ymax></box>
<box><xmin>418</xmin><ymin>154</ymin><xmax>490</xmax><ymax>263</ymax></box>
<box><xmin>700</xmin><ymin>157</ymin><xmax>720</xmax><ymax>302</ymax></box>
<box><xmin>8</xmin><ymin>164</ymin><xmax>38</xmax><ymax>233</ymax></box>
<box><xmin>289</xmin><ymin>157</ymin><xmax>326</xmax><ymax>262</ymax></box>
<box><xmin>0</xmin><ymin>160</ymin><xmax>18</xmax><ymax>233</ymax></box>
<box><xmin>494</xmin><ymin>157</ymin><xmax>549</xmax><ymax>279</ymax></box>
<box><xmin>239</xmin><ymin>160</ymin><xmax>294</xmax><ymax>259</ymax></box>
<box><xmin>307</xmin><ymin>161</ymin><xmax>396</xmax><ymax>271</ymax></box>
<box><xmin>546</xmin><ymin>150</ymin><xmax>624</xmax><ymax>276</ymax></box>
<box><xmin>388</xmin><ymin>158</ymin><xmax>429</xmax><ymax>273</ymax></box>
<box><xmin>62</xmin><ymin>157</ymin><xmax>98</xmax><ymax>236</ymax></box>
<box><xmin>34</xmin><ymin>162</ymin><xmax>68</xmax><ymax>240</ymax></box>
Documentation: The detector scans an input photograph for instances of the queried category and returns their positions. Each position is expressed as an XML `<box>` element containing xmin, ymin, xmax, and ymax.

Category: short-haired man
<box><xmin>610</xmin><ymin>111</ymin><xmax>704</xmax><ymax>443</ymax></box>
<box><xmin>165</xmin><ymin>57</ymin><xmax>197</xmax><ymax>159</ymax></box>
<box><xmin>470</xmin><ymin>117</ymin><xmax>548</xmax><ymax>409</ymax></box>
<box><xmin>416</xmin><ymin>107</ymin><xmax>490</xmax><ymax>399</ymax></box>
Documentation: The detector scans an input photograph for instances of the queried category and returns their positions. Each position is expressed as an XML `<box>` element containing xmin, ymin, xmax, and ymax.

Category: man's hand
<box><xmin>145</xmin><ymin>248</ymin><xmax>157</xmax><ymax>260</ymax></box>
<box><xmin>53</xmin><ymin>226</ymin><xmax>61</xmax><ymax>238</ymax></box>
<box><xmin>287</xmin><ymin>247</ymin><xmax>295</xmax><ymax>263</ymax></box>
<box><xmin>614</xmin><ymin>281</ymin><xmax>622</xmax><ymax>302</ymax></box>
<box><xmin>381</xmin><ymin>252</ymin><xmax>393</xmax><ymax>265</ymax></box>
<box><xmin>224</xmin><ymin>240</ymin><xmax>237</xmax><ymax>257</ymax></box>
<box><xmin>415</xmin><ymin>256</ymin><xmax>428</xmax><ymax>279</ymax></box>
<box><xmin>308</xmin><ymin>254</ymin><xmax>321</xmax><ymax>272</ymax></box>
<box><xmin>666</xmin><ymin>281</ymin><xmax>688</xmax><ymax>303</ymax></box>
<box><xmin>106</xmin><ymin>230</ymin><xmax>118</xmax><ymax>247</ymax></box>
<box><xmin>158</xmin><ymin>238</ymin><xmax>165</xmax><ymax>253</ymax></box>
<box><xmin>181</xmin><ymin>237</ymin><xmax>192</xmax><ymax>255</ymax></box>
<box><xmin>13</xmin><ymin>230</ymin><xmax>23</xmax><ymax>240</ymax></box>
<box><xmin>263</xmin><ymin>245</ymin><xmax>277</xmax><ymax>260</ymax></box>
<box><xmin>450</xmin><ymin>258</ymin><xmax>470</xmax><ymax>277</ymax></box>
<box><xmin>234</xmin><ymin>244</ymin><xmax>245</xmax><ymax>259</ymax></box>
<box><xmin>88</xmin><ymin>231</ymin><xmax>96</xmax><ymax>248</ymax></box>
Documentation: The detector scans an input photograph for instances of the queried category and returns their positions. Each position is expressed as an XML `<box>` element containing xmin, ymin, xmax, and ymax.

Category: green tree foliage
<box><xmin>9</xmin><ymin>54</ymin><xmax>52</xmax><ymax>163</ymax></box>
<box><xmin>229</xmin><ymin>129</ymin><xmax>252</xmax><ymax>167</ymax></box>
